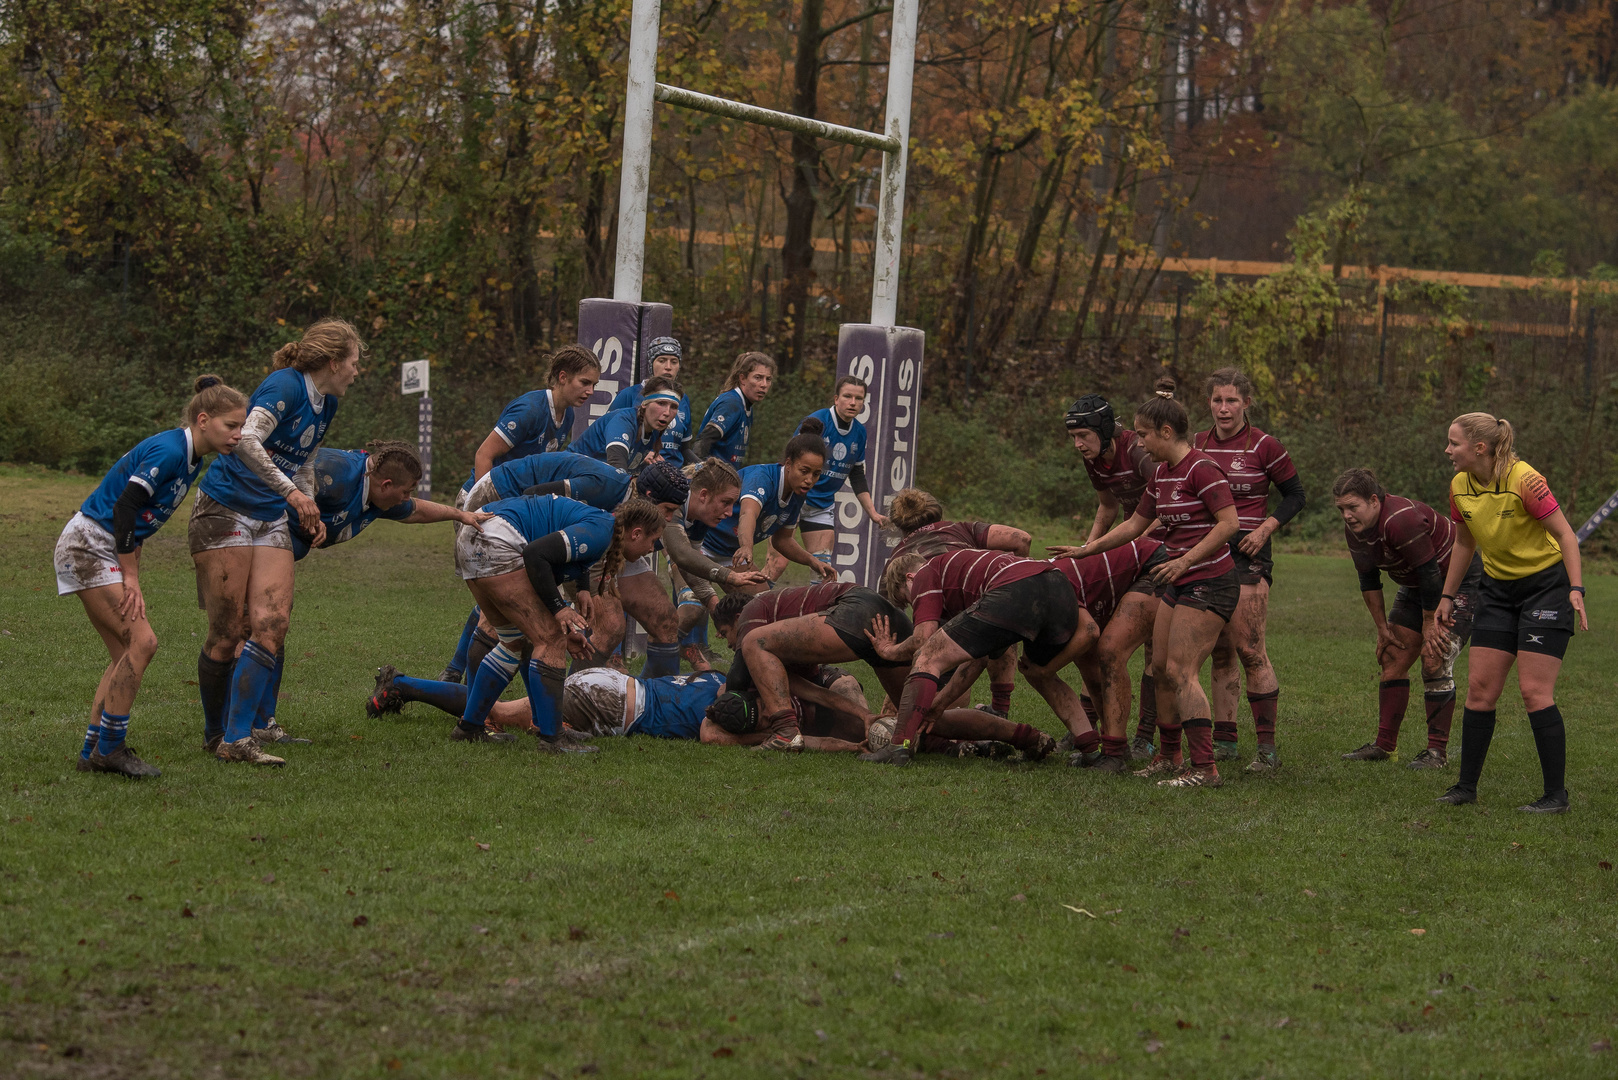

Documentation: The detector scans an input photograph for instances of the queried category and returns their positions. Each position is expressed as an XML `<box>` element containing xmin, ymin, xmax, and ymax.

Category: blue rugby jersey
<box><xmin>628</xmin><ymin>671</ymin><xmax>727</xmax><ymax>739</ymax></box>
<box><xmin>486</xmin><ymin>494</ymin><xmax>615</xmax><ymax>585</ymax></box>
<box><xmin>292</xmin><ymin>448</ymin><xmax>416</xmax><ymax>559</ymax></box>
<box><xmin>463</xmin><ymin>388</ymin><xmax>575</xmax><ymax>491</ymax></box>
<box><xmin>79</xmin><ymin>427</ymin><xmax>202</xmax><ymax>544</ymax></box>
<box><xmin>486</xmin><ymin>452</ymin><xmax>632</xmax><ymax>510</ymax></box>
<box><xmin>700</xmin><ymin>463</ymin><xmax>806</xmax><ymax>559</ymax></box>
<box><xmin>608</xmin><ymin>382</ymin><xmax>691</xmax><ymax>457</ymax></box>
<box><xmin>568</xmin><ymin>407</ymin><xmax>662</xmax><ymax>474</ymax></box>
<box><xmin>200</xmin><ymin>368</ymin><xmax>336</xmax><ymax>520</ymax></box>
<box><xmin>697</xmin><ymin>388</ymin><xmax>752</xmax><ymax>466</ymax></box>
<box><xmin>799</xmin><ymin>407</ymin><xmax>866</xmax><ymax>513</ymax></box>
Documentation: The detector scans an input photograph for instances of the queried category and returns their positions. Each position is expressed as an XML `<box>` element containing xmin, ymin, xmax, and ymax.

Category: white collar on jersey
<box><xmin>361</xmin><ymin>471</ymin><xmax>372</xmax><ymax>510</ymax></box>
<box><xmin>183</xmin><ymin>426</ymin><xmax>199</xmax><ymax>468</ymax></box>
<box><xmin>303</xmin><ymin>372</ymin><xmax>326</xmax><ymax>414</ymax></box>
<box><xmin>830</xmin><ymin>411</ymin><xmax>855</xmax><ymax>437</ymax></box>
<box><xmin>777</xmin><ymin>467</ymin><xmax>792</xmax><ymax>504</ymax></box>
<box><xmin>545</xmin><ymin>388</ymin><xmax>566</xmax><ymax>424</ymax></box>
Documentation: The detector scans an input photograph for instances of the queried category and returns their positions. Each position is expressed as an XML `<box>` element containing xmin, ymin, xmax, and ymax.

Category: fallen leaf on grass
<box><xmin>180</xmin><ymin>907</ymin><xmax>194</xmax><ymax>919</ymax></box>
<box><xmin>261</xmin><ymin>874</ymin><xmax>275</xmax><ymax>884</ymax></box>
<box><xmin>473</xmin><ymin>925</ymin><xmax>489</xmax><ymax>935</ymax></box>
<box><xmin>1593</xmin><ymin>1039</ymin><xmax>1612</xmax><ymax>1052</ymax></box>
<box><xmin>353</xmin><ymin>915</ymin><xmax>369</xmax><ymax>927</ymax></box>
<box><xmin>1011</xmin><ymin>893</ymin><xmax>1027</xmax><ymax>902</ymax></box>
<box><xmin>1303</xmin><ymin>889</ymin><xmax>1316</xmax><ymax>898</ymax></box>
<box><xmin>712</xmin><ymin>1047</ymin><xmax>734</xmax><ymax>1058</ymax></box>
<box><xmin>1121</xmin><ymin>964</ymin><xmax>1137</xmax><ymax>973</ymax></box>
<box><xmin>1061</xmin><ymin>905</ymin><xmax>1097</xmax><ymax>917</ymax></box>
<box><xmin>1600</xmin><ymin>861</ymin><xmax>1612</xmax><ymax>871</ymax></box>
<box><xmin>1409</xmin><ymin>928</ymin><xmax>1427</xmax><ymax>936</ymax></box>
<box><xmin>568</xmin><ymin>925</ymin><xmax>587</xmax><ymax>940</ymax></box>
<box><xmin>1176</xmin><ymin>1020</ymin><xmax>1193</xmax><ymax>1029</ymax></box>
<box><xmin>664</xmin><ymin>890</ymin><xmax>679</xmax><ymax>900</ymax></box>
<box><xmin>1144</xmin><ymin>1040</ymin><xmax>1163</xmax><ymax>1054</ymax></box>
<box><xmin>474</xmin><ymin>842</ymin><xmax>490</xmax><ymax>851</ymax></box>
<box><xmin>386</xmin><ymin>1058</ymin><xmax>402</xmax><ymax>1071</ymax></box>
<box><xmin>1422</xmin><ymin>1004</ymin><xmax>1435</xmax><ymax>1016</ymax></box>
<box><xmin>1275</xmin><ymin>1017</ymin><xmax>1291</xmax><ymax>1028</ymax></box>
<box><xmin>127</xmin><ymin>894</ymin><xmax>142</xmax><ymax>902</ymax></box>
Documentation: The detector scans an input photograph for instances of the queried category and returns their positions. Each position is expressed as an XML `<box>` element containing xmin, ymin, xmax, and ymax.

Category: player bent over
<box><xmin>452</xmin><ymin>494</ymin><xmax>661</xmax><ymax>752</ymax></box>
<box><xmin>859</xmin><ymin>549</ymin><xmax>1087</xmax><ymax>766</ymax></box>
<box><xmin>1333</xmin><ymin>468</ymin><xmax>1480</xmax><ymax>768</ymax></box>
<box><xmin>58</xmin><ymin>376</ymin><xmax>247</xmax><ymax>778</ymax></box>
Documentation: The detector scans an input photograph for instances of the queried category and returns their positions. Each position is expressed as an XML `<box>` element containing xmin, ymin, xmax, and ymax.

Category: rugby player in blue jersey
<box><xmin>451</xmin><ymin>496</ymin><xmax>665</xmax><ymax>751</ymax></box>
<box><xmin>688</xmin><ymin>352</ymin><xmax>775</xmax><ymax>466</ymax></box>
<box><xmin>56</xmin><ymin>376</ymin><xmax>247</xmax><ymax>778</ymax></box>
<box><xmin>795</xmin><ymin>376</ymin><xmax>889</xmax><ymax>568</ymax></box>
<box><xmin>606</xmin><ymin>337</ymin><xmax>691</xmax><ymax>460</ymax></box>
<box><xmin>701</xmin><ymin>426</ymin><xmax>837</xmax><ymax>585</ymax></box>
<box><xmin>293</xmin><ymin>442</ymin><xmax>492</xmax><ymax>561</ymax></box>
<box><xmin>191</xmin><ymin>320</ymin><xmax>361</xmax><ymax>766</ymax></box>
<box><xmin>569</xmin><ymin>375</ymin><xmax>683</xmax><ymax>474</ymax></box>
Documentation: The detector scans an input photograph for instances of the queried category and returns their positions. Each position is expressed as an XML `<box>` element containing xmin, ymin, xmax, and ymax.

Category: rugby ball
<box><xmin>867</xmin><ymin>715</ymin><xmax>898</xmax><ymax>751</ymax></box>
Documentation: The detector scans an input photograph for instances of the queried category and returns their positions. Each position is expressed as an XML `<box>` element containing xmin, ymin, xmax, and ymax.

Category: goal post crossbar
<box><xmin>653</xmin><ymin>83</ymin><xmax>901</xmax><ymax>155</ymax></box>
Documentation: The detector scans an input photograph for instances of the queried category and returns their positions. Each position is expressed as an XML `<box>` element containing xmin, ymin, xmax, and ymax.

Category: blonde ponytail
<box><xmin>1453</xmin><ymin>411</ymin><xmax>1517</xmax><ymax>486</ymax></box>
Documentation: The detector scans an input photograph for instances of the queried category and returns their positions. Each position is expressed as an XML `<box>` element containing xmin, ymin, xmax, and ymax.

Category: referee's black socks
<box><xmin>1455</xmin><ymin>707</ymin><xmax>1497</xmax><ymax>793</ymax></box>
<box><xmin>1527</xmin><ymin>704</ymin><xmax>1567</xmax><ymax>798</ymax></box>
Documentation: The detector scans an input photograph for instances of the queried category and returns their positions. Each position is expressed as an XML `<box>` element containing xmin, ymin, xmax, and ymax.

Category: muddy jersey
<box><xmin>1082</xmin><ymin>428</ymin><xmax>1157</xmax><ymax>519</ymax></box>
<box><xmin>702</xmin><ymin>463</ymin><xmax>807</xmax><ymax>559</ymax></box>
<box><xmin>487</xmin><ymin>494</ymin><xmax>614</xmax><ymax>585</ymax></box>
<box><xmin>1345</xmin><ymin>495</ymin><xmax>1456</xmax><ymax>589</ymax></box>
<box><xmin>200</xmin><ymin>368</ymin><xmax>336</xmax><ymax>520</ymax></box>
<box><xmin>909</xmin><ymin>549</ymin><xmax>1052</xmax><ymax>627</ymax></box>
<box><xmin>464</xmin><ymin>388</ymin><xmax>575</xmax><ymax>492</ymax></box>
<box><xmin>295</xmin><ymin>448</ymin><xmax>415</xmax><ymax>557</ymax></box>
<box><xmin>79</xmin><ymin>427</ymin><xmax>202</xmax><ymax>544</ymax></box>
<box><xmin>892</xmin><ymin>520</ymin><xmax>993</xmax><ymax>562</ymax></box>
<box><xmin>735</xmin><ymin>582</ymin><xmax>859</xmax><ymax>642</ymax></box>
<box><xmin>1193</xmin><ymin>424</ymin><xmax>1297</xmax><ymax>531</ymax></box>
<box><xmin>1137</xmin><ymin>450</ymin><xmax>1235</xmax><ymax>583</ymax></box>
<box><xmin>1051</xmin><ymin>536</ymin><xmax>1163</xmax><ymax>627</ymax></box>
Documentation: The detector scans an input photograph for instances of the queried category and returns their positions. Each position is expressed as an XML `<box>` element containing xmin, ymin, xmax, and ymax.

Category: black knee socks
<box><xmin>1456</xmin><ymin>707</ymin><xmax>1497</xmax><ymax>793</ymax></box>
<box><xmin>198</xmin><ymin>652</ymin><xmax>234</xmax><ymax>743</ymax></box>
<box><xmin>1527</xmin><ymin>704</ymin><xmax>1567</xmax><ymax>798</ymax></box>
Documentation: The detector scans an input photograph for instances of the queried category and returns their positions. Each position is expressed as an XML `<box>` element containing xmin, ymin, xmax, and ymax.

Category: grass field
<box><xmin>2</xmin><ymin>463</ymin><xmax>1616</xmax><ymax>1079</ymax></box>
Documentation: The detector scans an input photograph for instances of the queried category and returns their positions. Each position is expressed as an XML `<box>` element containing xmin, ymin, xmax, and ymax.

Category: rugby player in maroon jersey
<box><xmin>886</xmin><ymin>489</ymin><xmax>1030</xmax><ymax>718</ymax></box>
<box><xmin>1037</xmin><ymin>536</ymin><xmax>1166</xmax><ymax>773</ymax></box>
<box><xmin>1193</xmin><ymin>368</ymin><xmax>1306</xmax><ymax>773</ymax></box>
<box><xmin>857</xmin><ymin>548</ymin><xmax>1086</xmax><ymax>766</ymax></box>
<box><xmin>1333</xmin><ymin>468</ymin><xmax>1482</xmax><ymax>768</ymax></box>
<box><xmin>1065</xmin><ymin>390</ymin><xmax>1240</xmax><ymax>788</ymax></box>
<box><xmin>1063</xmin><ymin>379</ymin><xmax>1176</xmax><ymax>761</ymax></box>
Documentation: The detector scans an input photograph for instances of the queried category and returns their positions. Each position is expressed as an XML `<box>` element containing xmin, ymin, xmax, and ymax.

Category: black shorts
<box><xmin>1162</xmin><ymin>569</ymin><xmax>1241</xmax><ymax>622</ymax></box>
<box><xmin>940</xmin><ymin>568</ymin><xmax>1078</xmax><ymax>667</ymax></box>
<box><xmin>1125</xmin><ymin>543</ymin><xmax>1172</xmax><ymax>597</ymax></box>
<box><xmin>826</xmin><ymin>587</ymin><xmax>914</xmax><ymax>668</ymax></box>
<box><xmin>1229</xmin><ymin>532</ymin><xmax>1273</xmax><ymax>587</ymax></box>
<box><xmin>1471</xmin><ymin>563</ymin><xmax>1576</xmax><ymax>658</ymax></box>
<box><xmin>1389</xmin><ymin>552</ymin><xmax>1481</xmax><ymax>639</ymax></box>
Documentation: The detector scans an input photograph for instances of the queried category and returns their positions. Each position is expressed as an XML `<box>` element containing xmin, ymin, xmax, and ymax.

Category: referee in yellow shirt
<box><xmin>1429</xmin><ymin>412</ymin><xmax>1588</xmax><ymax>813</ymax></box>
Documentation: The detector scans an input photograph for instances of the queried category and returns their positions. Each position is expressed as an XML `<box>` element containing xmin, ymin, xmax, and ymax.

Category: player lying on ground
<box><xmin>57</xmin><ymin>375</ymin><xmax>247</xmax><ymax>779</ymax></box>
<box><xmin>1058</xmin><ymin>389</ymin><xmax>1240</xmax><ymax>789</ymax></box>
<box><xmin>452</xmin><ymin>494</ymin><xmax>662</xmax><ymax>751</ymax></box>
<box><xmin>569</xmin><ymin>374</ymin><xmax>684</xmax><ymax>475</ymax></box>
<box><xmin>1333</xmin><ymin>467</ymin><xmax>1480</xmax><ymax>769</ymax></box>
<box><xmin>191</xmin><ymin>319</ymin><xmax>361</xmax><ymax>767</ymax></box>
<box><xmin>1065</xmin><ymin>382</ymin><xmax>1168</xmax><ymax>759</ymax></box>
<box><xmin>883</xmin><ymin>487</ymin><xmax>1031</xmax><ymax>719</ymax></box>
<box><xmin>700</xmin><ymin>666</ymin><xmax>879</xmax><ymax>753</ymax></box>
<box><xmin>859</xmin><ymin>548</ymin><xmax>1085</xmax><ymax>766</ymax></box>
<box><xmin>441</xmin><ymin>345</ymin><xmax>602</xmax><ymax>683</ymax></box>
<box><xmin>607</xmin><ymin>336</ymin><xmax>692</xmax><ymax>461</ymax></box>
<box><xmin>706</xmin><ymin>583</ymin><xmax>915</xmax><ymax>750</ymax></box>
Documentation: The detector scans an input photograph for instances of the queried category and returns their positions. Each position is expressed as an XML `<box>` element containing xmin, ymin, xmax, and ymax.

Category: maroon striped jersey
<box><xmin>1137</xmin><ymin>451</ymin><xmax>1236</xmax><ymax>583</ymax></box>
<box><xmin>909</xmin><ymin>549</ymin><xmax>1051</xmax><ymax>627</ymax></box>
<box><xmin>735</xmin><ymin>582</ymin><xmax>857</xmax><ymax>642</ymax></box>
<box><xmin>1082</xmin><ymin>428</ymin><xmax>1157</xmax><ymax>518</ymax></box>
<box><xmin>1344</xmin><ymin>495</ymin><xmax>1456</xmax><ymax>588</ymax></box>
<box><xmin>1052</xmin><ymin>536</ymin><xmax>1163</xmax><ymax>628</ymax></box>
<box><xmin>892</xmin><ymin>520</ymin><xmax>993</xmax><ymax>562</ymax></box>
<box><xmin>1193</xmin><ymin>423</ymin><xmax>1297</xmax><ymax>531</ymax></box>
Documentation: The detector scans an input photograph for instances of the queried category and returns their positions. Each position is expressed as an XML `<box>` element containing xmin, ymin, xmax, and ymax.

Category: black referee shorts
<box><xmin>1471</xmin><ymin>562</ymin><xmax>1575</xmax><ymax>658</ymax></box>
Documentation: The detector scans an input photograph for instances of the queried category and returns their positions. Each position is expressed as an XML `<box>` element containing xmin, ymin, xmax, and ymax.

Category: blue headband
<box><xmin>643</xmin><ymin>390</ymin><xmax>682</xmax><ymax>407</ymax></box>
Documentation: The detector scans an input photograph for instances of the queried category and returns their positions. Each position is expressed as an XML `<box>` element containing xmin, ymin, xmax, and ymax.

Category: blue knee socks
<box><xmin>461</xmin><ymin>640</ymin><xmax>520</xmax><ymax>732</ymax></box>
<box><xmin>644</xmin><ymin>642</ymin><xmax>680</xmax><ymax>678</ymax></box>
<box><xmin>223</xmin><ymin>641</ymin><xmax>278</xmax><ymax>743</ymax></box>
<box><xmin>446</xmin><ymin>606</ymin><xmax>481</xmax><ymax>677</ymax></box>
<box><xmin>395</xmin><ymin>675</ymin><xmax>469</xmax><ymax>718</ymax></box>
<box><xmin>253</xmin><ymin>651</ymin><xmax>286</xmax><ymax>733</ymax></box>
<box><xmin>96</xmin><ymin>711</ymin><xmax>130</xmax><ymax>756</ymax></box>
<box><xmin>527</xmin><ymin>658</ymin><xmax>566</xmax><ymax>737</ymax></box>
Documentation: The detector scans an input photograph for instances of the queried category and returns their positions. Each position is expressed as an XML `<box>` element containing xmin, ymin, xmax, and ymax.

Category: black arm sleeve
<box><xmin>603</xmin><ymin>443</ymin><xmax>631</xmax><ymax>470</ymax></box>
<box><xmin>522</xmin><ymin>533</ymin><xmax>574</xmax><ymax>615</ymax></box>
<box><xmin>111</xmin><ymin>480</ymin><xmax>147</xmax><ymax>555</ymax></box>
<box><xmin>688</xmin><ymin>423</ymin><xmax>724</xmax><ymax>462</ymax></box>
<box><xmin>1272</xmin><ymin>473</ymin><xmax>1306</xmax><ymax>527</ymax></box>
<box><xmin>522</xmin><ymin>482</ymin><xmax>569</xmax><ymax>498</ymax></box>
<box><xmin>1357</xmin><ymin>568</ymin><xmax>1383</xmax><ymax>594</ymax></box>
<box><xmin>847</xmin><ymin>462</ymin><xmax>869</xmax><ymax>497</ymax></box>
<box><xmin>1414</xmin><ymin>558</ymin><xmax>1444</xmax><ymax>611</ymax></box>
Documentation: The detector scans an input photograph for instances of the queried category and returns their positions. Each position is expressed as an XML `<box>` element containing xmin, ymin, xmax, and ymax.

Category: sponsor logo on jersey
<box><xmin>300</xmin><ymin>425</ymin><xmax>316</xmax><ymax>448</ymax></box>
<box><xmin>276</xmin><ymin>400</ymin><xmax>287</xmax><ymax>412</ymax></box>
<box><xmin>578</xmin><ymin>542</ymin><xmax>589</xmax><ymax>555</ymax></box>
<box><xmin>760</xmin><ymin>515</ymin><xmax>778</xmax><ymax>532</ymax></box>
<box><xmin>832</xmin><ymin>443</ymin><xmax>847</xmax><ymax>461</ymax></box>
<box><xmin>507</xmin><ymin>421</ymin><xmax>518</xmax><ymax>431</ymax></box>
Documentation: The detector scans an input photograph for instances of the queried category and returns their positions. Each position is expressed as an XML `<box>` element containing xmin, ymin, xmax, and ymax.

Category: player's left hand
<box><xmin>864</xmin><ymin>614</ymin><xmax>904</xmax><ymax>660</ymax></box>
<box><xmin>118</xmin><ymin>579</ymin><xmax>146</xmax><ymax>623</ymax></box>
<box><xmin>1238</xmin><ymin>522</ymin><xmax>1276</xmax><ymax>556</ymax></box>
<box><xmin>574</xmin><ymin>591</ymin><xmax>595</xmax><ymax>620</ymax></box>
<box><xmin>462</xmin><ymin>510</ymin><xmax>495</xmax><ymax>531</ymax></box>
<box><xmin>870</xmin><ymin>512</ymin><xmax>891</xmax><ymax>529</ymax></box>
<box><xmin>808</xmin><ymin>558</ymin><xmax>836</xmax><ymax>581</ymax></box>
<box><xmin>1571</xmin><ymin>590</ymin><xmax>1589</xmax><ymax>631</ymax></box>
<box><xmin>1150</xmin><ymin>557</ymin><xmax>1188</xmax><ymax>586</ymax></box>
<box><xmin>308</xmin><ymin>521</ymin><xmax>328</xmax><ymax>549</ymax></box>
<box><xmin>1047</xmin><ymin>544</ymin><xmax>1086</xmax><ymax>560</ymax></box>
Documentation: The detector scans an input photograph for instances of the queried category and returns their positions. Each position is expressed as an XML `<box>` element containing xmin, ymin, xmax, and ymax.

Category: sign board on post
<box><xmin>832</xmin><ymin>324</ymin><xmax>925</xmax><ymax>590</ymax></box>
<box><xmin>400</xmin><ymin>360</ymin><xmax>432</xmax><ymax>497</ymax></box>
<box><xmin>574</xmin><ymin>299</ymin><xmax>674</xmax><ymax>440</ymax></box>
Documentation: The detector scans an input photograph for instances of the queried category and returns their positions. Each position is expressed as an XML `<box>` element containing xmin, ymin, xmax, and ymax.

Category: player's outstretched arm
<box><xmin>403</xmin><ymin>500</ymin><xmax>493</xmax><ymax>529</ymax></box>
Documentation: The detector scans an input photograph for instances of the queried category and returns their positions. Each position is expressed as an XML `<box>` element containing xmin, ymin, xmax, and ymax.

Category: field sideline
<box><xmin>2</xmin><ymin>464</ymin><xmax>1616</xmax><ymax>1078</ymax></box>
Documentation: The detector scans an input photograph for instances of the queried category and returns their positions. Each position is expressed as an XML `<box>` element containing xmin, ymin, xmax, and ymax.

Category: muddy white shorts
<box><xmin>800</xmin><ymin>505</ymin><xmax>836</xmax><ymax>529</ymax></box>
<box><xmin>55</xmin><ymin>512</ymin><xmax>123</xmax><ymax>595</ymax></box>
<box><xmin>455</xmin><ymin>516</ymin><xmax>528</xmax><ymax>580</ymax></box>
<box><xmin>188</xmin><ymin>492</ymin><xmax>292</xmax><ymax>554</ymax></box>
<box><xmin>562</xmin><ymin>668</ymin><xmax>644</xmax><ymax>736</ymax></box>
